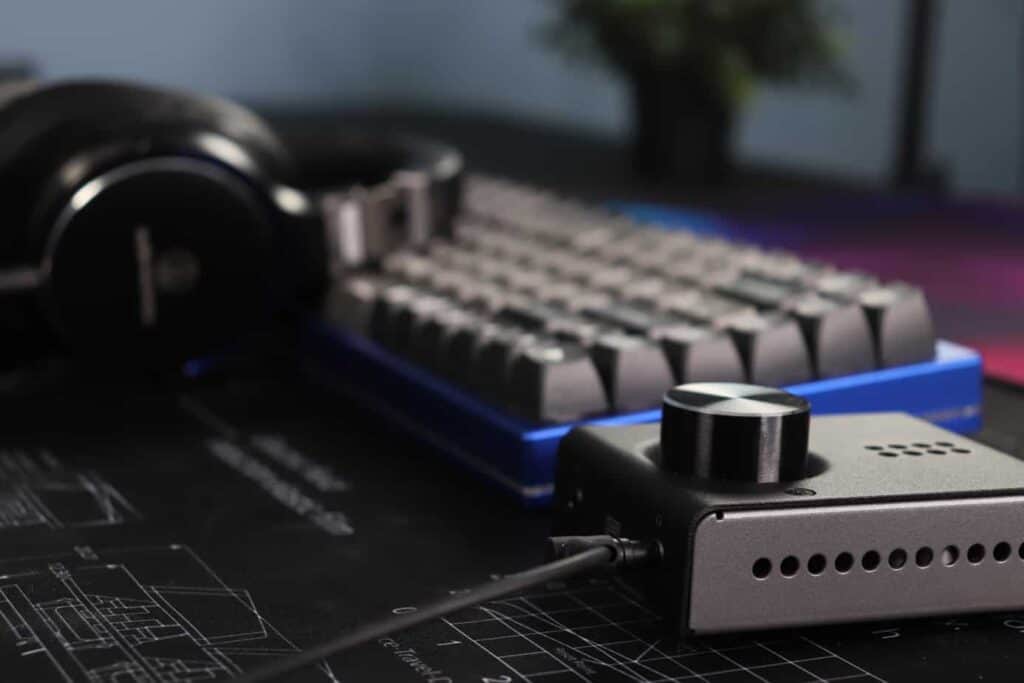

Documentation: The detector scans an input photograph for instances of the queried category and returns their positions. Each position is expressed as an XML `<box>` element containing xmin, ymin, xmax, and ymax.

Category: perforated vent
<box><xmin>751</xmin><ymin>540</ymin><xmax>1024</xmax><ymax>580</ymax></box>
<box><xmin>864</xmin><ymin>441</ymin><xmax>971</xmax><ymax>457</ymax></box>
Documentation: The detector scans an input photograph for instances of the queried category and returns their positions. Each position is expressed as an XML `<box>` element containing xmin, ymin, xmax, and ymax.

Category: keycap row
<box><xmin>459</xmin><ymin>178</ymin><xmax>935</xmax><ymax>370</ymax></box>
<box><xmin>462</xmin><ymin>176</ymin><xmax>918</xmax><ymax>312</ymax></box>
<box><xmin>463</xmin><ymin>176</ymin><xmax>814</xmax><ymax>284</ymax></box>
<box><xmin>385</xmin><ymin>238</ymin><xmax>936</xmax><ymax>373</ymax></box>
<box><xmin>325</xmin><ymin>268</ymin><xmax>935</xmax><ymax>424</ymax></box>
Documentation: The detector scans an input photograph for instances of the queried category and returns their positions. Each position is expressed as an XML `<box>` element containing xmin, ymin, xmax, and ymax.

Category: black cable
<box><xmin>233</xmin><ymin>540</ymin><xmax>652</xmax><ymax>683</ymax></box>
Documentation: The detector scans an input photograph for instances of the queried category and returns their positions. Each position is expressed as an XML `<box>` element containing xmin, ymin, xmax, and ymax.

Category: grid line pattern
<box><xmin>442</xmin><ymin>581</ymin><xmax>884</xmax><ymax>683</ymax></box>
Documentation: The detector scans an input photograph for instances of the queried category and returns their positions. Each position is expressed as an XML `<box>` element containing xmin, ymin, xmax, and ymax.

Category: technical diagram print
<box><xmin>0</xmin><ymin>447</ymin><xmax>138</xmax><ymax>531</ymax></box>
<box><xmin>0</xmin><ymin>545</ymin><xmax>335</xmax><ymax>682</ymax></box>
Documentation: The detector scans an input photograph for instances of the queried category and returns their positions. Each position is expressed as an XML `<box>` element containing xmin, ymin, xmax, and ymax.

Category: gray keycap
<box><xmin>726</xmin><ymin>311</ymin><xmax>814</xmax><ymax>386</ymax></box>
<box><xmin>473</xmin><ymin>328</ymin><xmax>539</xmax><ymax>403</ymax></box>
<box><xmin>593</xmin><ymin>234</ymin><xmax>652</xmax><ymax>263</ymax></box>
<box><xmin>471</xmin><ymin>256</ymin><xmax>513</xmax><ymax>282</ymax></box>
<box><xmin>508</xmin><ymin>338</ymin><xmax>609</xmax><ymax>423</ymax></box>
<box><xmin>548</xmin><ymin>253</ymin><xmax>593</xmax><ymax>282</ymax></box>
<box><xmin>785</xmin><ymin>294</ymin><xmax>875</xmax><ymax>378</ymax></box>
<box><xmin>650</xmin><ymin>323</ymin><xmax>746</xmax><ymax>384</ymax></box>
<box><xmin>549</xmin><ymin>317</ymin><xmax>605</xmax><ymax>346</ymax></box>
<box><xmin>390</xmin><ymin>293</ymin><xmax>452</xmax><ymax>356</ymax></box>
<box><xmin>590</xmin><ymin>332</ymin><xmax>675</xmax><ymax>412</ymax></box>
<box><xmin>428</xmin><ymin>243</ymin><xmax>478</xmax><ymax>272</ymax></box>
<box><xmin>568</xmin><ymin>226</ymin><xmax>622</xmax><ymax>253</ymax></box>
<box><xmin>627</xmin><ymin>245</ymin><xmax>680</xmax><ymax>272</ymax></box>
<box><xmin>381</xmin><ymin>251</ymin><xmax>435</xmax><ymax>285</ymax></box>
<box><xmin>500</xmin><ymin>267</ymin><xmax>552</xmax><ymax>296</ymax></box>
<box><xmin>426</xmin><ymin>270</ymin><xmax>480</xmax><ymax>302</ymax></box>
<box><xmin>498</xmin><ymin>300</ymin><xmax>609</xmax><ymax>350</ymax></box>
<box><xmin>462</xmin><ymin>283</ymin><xmax>523</xmax><ymax>315</ymax></box>
<box><xmin>369</xmin><ymin>283</ymin><xmax>418</xmax><ymax>349</ymax></box>
<box><xmin>620</xmin><ymin>276</ymin><xmax>670</xmax><ymax>307</ymax></box>
<box><xmin>442</xmin><ymin>321</ymin><xmax>500</xmax><ymax>383</ymax></box>
<box><xmin>322</xmin><ymin>276</ymin><xmax>384</xmax><ymax>335</ymax></box>
<box><xmin>661</xmin><ymin>291</ymin><xmax>754</xmax><ymax>329</ymax></box>
<box><xmin>551</xmin><ymin>287</ymin><xmax>614</xmax><ymax>315</ymax></box>
<box><xmin>817</xmin><ymin>270</ymin><xmax>879</xmax><ymax>302</ymax></box>
<box><xmin>743</xmin><ymin>251</ymin><xmax>812</xmax><ymax>283</ymax></box>
<box><xmin>581</xmin><ymin>265</ymin><xmax>635</xmax><ymax>292</ymax></box>
<box><xmin>859</xmin><ymin>284</ymin><xmax>936</xmax><ymax>367</ymax></box>
<box><xmin>582</xmin><ymin>302</ymin><xmax>668</xmax><ymax>336</ymax></box>
<box><xmin>536</xmin><ymin>280</ymin><xmax>584</xmax><ymax>308</ymax></box>
<box><xmin>415</xmin><ymin>306</ymin><xmax>480</xmax><ymax>372</ymax></box>
<box><xmin>497</xmin><ymin>300</ymin><xmax>563</xmax><ymax>331</ymax></box>
<box><xmin>659</xmin><ymin>253</ymin><xmax>740</xmax><ymax>287</ymax></box>
<box><xmin>715</xmin><ymin>273</ymin><xmax>806</xmax><ymax>310</ymax></box>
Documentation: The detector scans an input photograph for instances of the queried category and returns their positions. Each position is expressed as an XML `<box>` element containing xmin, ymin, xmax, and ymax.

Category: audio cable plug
<box><xmin>547</xmin><ymin>534</ymin><xmax>662</xmax><ymax>569</ymax></box>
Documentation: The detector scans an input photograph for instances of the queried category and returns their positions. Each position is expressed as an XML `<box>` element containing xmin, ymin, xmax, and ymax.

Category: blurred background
<box><xmin>2</xmin><ymin>0</ymin><xmax>1022</xmax><ymax>194</ymax></box>
<box><xmin>2</xmin><ymin>0</ymin><xmax>1023</xmax><ymax>379</ymax></box>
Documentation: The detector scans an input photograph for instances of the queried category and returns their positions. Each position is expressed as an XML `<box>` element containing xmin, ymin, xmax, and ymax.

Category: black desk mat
<box><xmin>1</xmin><ymin>375</ymin><xmax>1023</xmax><ymax>682</ymax></box>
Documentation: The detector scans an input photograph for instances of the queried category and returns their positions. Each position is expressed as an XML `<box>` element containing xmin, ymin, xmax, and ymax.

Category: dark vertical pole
<box><xmin>893</xmin><ymin>0</ymin><xmax>937</xmax><ymax>188</ymax></box>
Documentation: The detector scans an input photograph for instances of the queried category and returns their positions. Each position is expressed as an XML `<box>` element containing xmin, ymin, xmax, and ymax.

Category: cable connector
<box><xmin>546</xmin><ymin>535</ymin><xmax>661</xmax><ymax>570</ymax></box>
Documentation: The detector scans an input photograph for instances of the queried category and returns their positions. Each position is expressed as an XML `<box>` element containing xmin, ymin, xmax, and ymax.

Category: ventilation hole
<box><xmin>927</xmin><ymin>449</ymin><xmax>946</xmax><ymax>455</ymax></box>
<box><xmin>904</xmin><ymin>450</ymin><xmax>923</xmax><ymax>456</ymax></box>
<box><xmin>952</xmin><ymin>448</ymin><xmax>971</xmax><ymax>454</ymax></box>
<box><xmin>808</xmin><ymin>554</ymin><xmax>826</xmax><ymax>575</ymax></box>
<box><xmin>915</xmin><ymin>547</ymin><xmax>933</xmax><ymax>568</ymax></box>
<box><xmin>780</xmin><ymin>556</ymin><xmax>799</xmax><ymax>577</ymax></box>
<box><xmin>752</xmin><ymin>558</ymin><xmax>771</xmax><ymax>579</ymax></box>
<box><xmin>862</xmin><ymin>550</ymin><xmax>881</xmax><ymax>571</ymax></box>
<box><xmin>994</xmin><ymin>542</ymin><xmax>1012</xmax><ymax>562</ymax></box>
<box><xmin>936</xmin><ymin>441</ymin><xmax>954</xmax><ymax>447</ymax></box>
<box><xmin>967</xmin><ymin>543</ymin><xmax>985</xmax><ymax>564</ymax></box>
<box><xmin>887</xmin><ymin>444</ymin><xmax>906</xmax><ymax>449</ymax></box>
<box><xmin>888</xmin><ymin>548</ymin><xmax>908</xmax><ymax>569</ymax></box>
<box><xmin>835</xmin><ymin>552</ymin><xmax>854</xmax><ymax>573</ymax></box>
<box><xmin>942</xmin><ymin>545</ymin><xmax>960</xmax><ymax>566</ymax></box>
<box><xmin>864</xmin><ymin>445</ymin><xmax>883</xmax><ymax>451</ymax></box>
<box><xmin>878</xmin><ymin>451</ymin><xmax>899</xmax><ymax>457</ymax></box>
<box><xmin>1019</xmin><ymin>542</ymin><xmax>1024</xmax><ymax>560</ymax></box>
<box><xmin>912</xmin><ymin>442</ymin><xmax>930</xmax><ymax>448</ymax></box>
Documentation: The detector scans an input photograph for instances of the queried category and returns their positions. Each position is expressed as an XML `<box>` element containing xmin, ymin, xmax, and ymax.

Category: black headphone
<box><xmin>0</xmin><ymin>79</ymin><xmax>462</xmax><ymax>369</ymax></box>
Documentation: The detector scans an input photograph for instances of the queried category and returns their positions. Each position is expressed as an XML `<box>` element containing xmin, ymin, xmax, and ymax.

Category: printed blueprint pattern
<box><xmin>0</xmin><ymin>448</ymin><xmax>138</xmax><ymax>530</ymax></box>
<box><xmin>0</xmin><ymin>545</ymin><xmax>332</xmax><ymax>682</ymax></box>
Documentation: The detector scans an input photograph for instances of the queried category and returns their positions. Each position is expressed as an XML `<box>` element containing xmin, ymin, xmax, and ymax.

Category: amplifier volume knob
<box><xmin>660</xmin><ymin>382</ymin><xmax>810</xmax><ymax>483</ymax></box>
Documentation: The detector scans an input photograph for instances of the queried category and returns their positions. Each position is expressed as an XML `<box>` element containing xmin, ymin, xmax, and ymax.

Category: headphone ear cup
<box><xmin>42</xmin><ymin>157</ymin><xmax>279</xmax><ymax>366</ymax></box>
<box><xmin>0</xmin><ymin>81</ymin><xmax>299</xmax><ymax>367</ymax></box>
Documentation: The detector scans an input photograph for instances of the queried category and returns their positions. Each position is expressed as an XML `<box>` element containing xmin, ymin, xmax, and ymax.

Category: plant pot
<box><xmin>629</xmin><ymin>68</ymin><xmax>734</xmax><ymax>185</ymax></box>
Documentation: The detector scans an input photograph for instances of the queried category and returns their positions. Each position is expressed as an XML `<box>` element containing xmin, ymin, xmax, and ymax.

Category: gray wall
<box><xmin>2</xmin><ymin>0</ymin><xmax>1020</xmax><ymax>195</ymax></box>
<box><xmin>929</xmin><ymin>1</ymin><xmax>1023</xmax><ymax>195</ymax></box>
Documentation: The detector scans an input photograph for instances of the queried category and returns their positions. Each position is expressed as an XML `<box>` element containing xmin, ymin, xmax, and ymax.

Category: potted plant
<box><xmin>544</xmin><ymin>0</ymin><xmax>848</xmax><ymax>183</ymax></box>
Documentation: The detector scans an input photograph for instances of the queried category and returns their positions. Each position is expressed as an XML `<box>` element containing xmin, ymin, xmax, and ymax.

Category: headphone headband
<box><xmin>281</xmin><ymin>128</ymin><xmax>463</xmax><ymax>274</ymax></box>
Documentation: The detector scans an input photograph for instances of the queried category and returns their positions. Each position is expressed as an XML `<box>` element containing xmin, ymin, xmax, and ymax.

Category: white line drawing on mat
<box><xmin>0</xmin><ymin>545</ymin><xmax>334</xmax><ymax>682</ymax></box>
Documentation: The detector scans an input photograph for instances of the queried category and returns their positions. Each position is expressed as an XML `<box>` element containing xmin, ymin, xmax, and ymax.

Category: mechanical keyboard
<box><xmin>303</xmin><ymin>175</ymin><xmax>982</xmax><ymax>505</ymax></box>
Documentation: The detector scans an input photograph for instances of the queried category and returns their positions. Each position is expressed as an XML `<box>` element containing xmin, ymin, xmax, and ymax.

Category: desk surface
<box><xmin>0</xmin><ymin>371</ymin><xmax>1021</xmax><ymax>682</ymax></box>
<box><xmin>1</xmin><ymin>110</ymin><xmax>1020</xmax><ymax>681</ymax></box>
